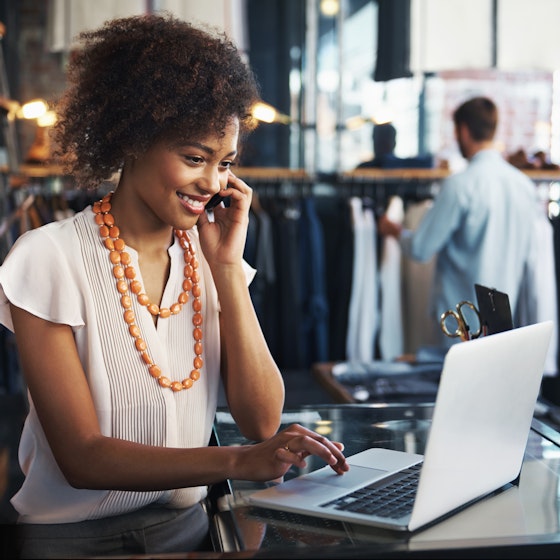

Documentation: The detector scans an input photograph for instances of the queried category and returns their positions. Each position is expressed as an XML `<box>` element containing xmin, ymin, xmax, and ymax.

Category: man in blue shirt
<box><xmin>378</xmin><ymin>96</ymin><xmax>543</xmax><ymax>348</ymax></box>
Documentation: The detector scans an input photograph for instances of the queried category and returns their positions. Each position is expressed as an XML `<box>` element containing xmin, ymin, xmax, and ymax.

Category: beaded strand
<box><xmin>92</xmin><ymin>192</ymin><xmax>203</xmax><ymax>391</ymax></box>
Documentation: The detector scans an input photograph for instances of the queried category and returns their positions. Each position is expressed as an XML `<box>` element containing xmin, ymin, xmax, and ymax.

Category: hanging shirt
<box><xmin>379</xmin><ymin>196</ymin><xmax>404</xmax><ymax>361</ymax></box>
<box><xmin>516</xmin><ymin>199</ymin><xmax>559</xmax><ymax>375</ymax></box>
<box><xmin>346</xmin><ymin>197</ymin><xmax>378</xmax><ymax>362</ymax></box>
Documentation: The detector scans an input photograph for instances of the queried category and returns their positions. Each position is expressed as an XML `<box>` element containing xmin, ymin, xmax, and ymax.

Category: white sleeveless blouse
<box><xmin>0</xmin><ymin>207</ymin><xmax>252</xmax><ymax>523</ymax></box>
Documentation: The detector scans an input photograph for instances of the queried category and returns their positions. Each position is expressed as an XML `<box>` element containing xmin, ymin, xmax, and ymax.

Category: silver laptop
<box><xmin>248</xmin><ymin>321</ymin><xmax>553</xmax><ymax>532</ymax></box>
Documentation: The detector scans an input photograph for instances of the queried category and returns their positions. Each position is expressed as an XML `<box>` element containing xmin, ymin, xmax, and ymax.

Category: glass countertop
<box><xmin>210</xmin><ymin>403</ymin><xmax>560</xmax><ymax>558</ymax></box>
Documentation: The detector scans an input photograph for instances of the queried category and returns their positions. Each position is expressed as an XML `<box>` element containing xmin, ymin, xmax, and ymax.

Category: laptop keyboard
<box><xmin>321</xmin><ymin>463</ymin><xmax>423</xmax><ymax>520</ymax></box>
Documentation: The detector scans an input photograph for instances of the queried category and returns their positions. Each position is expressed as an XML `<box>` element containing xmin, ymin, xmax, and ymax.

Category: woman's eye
<box><xmin>184</xmin><ymin>155</ymin><xmax>204</xmax><ymax>165</ymax></box>
<box><xmin>221</xmin><ymin>161</ymin><xmax>235</xmax><ymax>170</ymax></box>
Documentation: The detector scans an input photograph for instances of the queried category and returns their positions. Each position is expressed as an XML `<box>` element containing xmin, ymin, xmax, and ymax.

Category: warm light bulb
<box><xmin>346</xmin><ymin>115</ymin><xmax>367</xmax><ymax>130</ymax></box>
<box><xmin>320</xmin><ymin>0</ymin><xmax>339</xmax><ymax>17</ymax></box>
<box><xmin>252</xmin><ymin>102</ymin><xmax>277</xmax><ymax>123</ymax></box>
<box><xmin>251</xmin><ymin>101</ymin><xmax>290</xmax><ymax>125</ymax></box>
<box><xmin>37</xmin><ymin>110</ymin><xmax>57</xmax><ymax>127</ymax></box>
<box><xmin>20</xmin><ymin>99</ymin><xmax>48</xmax><ymax>119</ymax></box>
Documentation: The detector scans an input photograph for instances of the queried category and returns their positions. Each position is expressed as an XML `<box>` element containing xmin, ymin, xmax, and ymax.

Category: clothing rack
<box><xmin>234</xmin><ymin>169</ymin><xmax>445</xmax><ymax>370</ymax></box>
<box><xmin>2</xmin><ymin>165</ymin><xmax>560</xmax><ymax>382</ymax></box>
<box><xmin>234</xmin><ymin>167</ymin><xmax>560</xmax><ymax>202</ymax></box>
<box><xmin>235</xmin><ymin>167</ymin><xmax>444</xmax><ymax>210</ymax></box>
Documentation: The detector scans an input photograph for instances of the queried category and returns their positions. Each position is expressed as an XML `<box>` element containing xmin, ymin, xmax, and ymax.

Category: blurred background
<box><xmin>2</xmin><ymin>1</ymin><xmax>560</xmax><ymax>402</ymax></box>
<box><xmin>2</xmin><ymin>0</ymin><xmax>560</xmax><ymax>174</ymax></box>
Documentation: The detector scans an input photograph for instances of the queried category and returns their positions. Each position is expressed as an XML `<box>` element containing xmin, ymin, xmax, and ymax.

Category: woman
<box><xmin>0</xmin><ymin>13</ymin><xmax>348</xmax><ymax>558</ymax></box>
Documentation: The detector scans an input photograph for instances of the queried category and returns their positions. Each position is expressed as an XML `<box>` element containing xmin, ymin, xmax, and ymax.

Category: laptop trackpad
<box><xmin>306</xmin><ymin>464</ymin><xmax>387</xmax><ymax>489</ymax></box>
<box><xmin>257</xmin><ymin>465</ymin><xmax>389</xmax><ymax>504</ymax></box>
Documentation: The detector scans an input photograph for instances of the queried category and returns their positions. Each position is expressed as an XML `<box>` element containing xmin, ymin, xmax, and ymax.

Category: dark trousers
<box><xmin>16</xmin><ymin>502</ymin><xmax>210</xmax><ymax>559</ymax></box>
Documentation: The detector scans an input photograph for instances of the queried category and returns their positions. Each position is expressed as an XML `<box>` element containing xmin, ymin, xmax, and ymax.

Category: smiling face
<box><xmin>116</xmin><ymin>118</ymin><xmax>240</xmax><ymax>233</ymax></box>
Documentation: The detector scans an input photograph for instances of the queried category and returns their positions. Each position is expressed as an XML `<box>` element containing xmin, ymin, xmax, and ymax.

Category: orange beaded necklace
<box><xmin>92</xmin><ymin>192</ymin><xmax>203</xmax><ymax>392</ymax></box>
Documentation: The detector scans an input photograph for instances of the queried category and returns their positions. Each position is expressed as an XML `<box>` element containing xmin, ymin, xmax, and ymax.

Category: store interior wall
<box><xmin>2</xmin><ymin>0</ymin><xmax>560</xmax><ymax>360</ymax></box>
<box><xmin>2</xmin><ymin>0</ymin><xmax>560</xmax><ymax>172</ymax></box>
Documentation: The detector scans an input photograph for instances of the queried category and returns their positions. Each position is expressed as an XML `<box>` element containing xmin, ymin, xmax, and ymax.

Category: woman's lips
<box><xmin>177</xmin><ymin>192</ymin><xmax>206</xmax><ymax>215</ymax></box>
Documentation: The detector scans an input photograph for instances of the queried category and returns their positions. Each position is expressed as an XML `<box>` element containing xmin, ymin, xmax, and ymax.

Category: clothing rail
<box><xmin>3</xmin><ymin>165</ymin><xmax>560</xmax><ymax>207</ymax></box>
<box><xmin>342</xmin><ymin>168</ymin><xmax>451</xmax><ymax>182</ymax></box>
<box><xmin>4</xmin><ymin>164</ymin><xmax>560</xmax><ymax>181</ymax></box>
<box><xmin>235</xmin><ymin>167</ymin><xmax>312</xmax><ymax>182</ymax></box>
<box><xmin>233</xmin><ymin>168</ymin><xmax>443</xmax><ymax>205</ymax></box>
<box><xmin>337</xmin><ymin>169</ymin><xmax>443</xmax><ymax>205</ymax></box>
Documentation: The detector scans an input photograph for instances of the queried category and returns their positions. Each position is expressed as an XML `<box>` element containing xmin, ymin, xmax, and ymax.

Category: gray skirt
<box><xmin>16</xmin><ymin>502</ymin><xmax>210</xmax><ymax>559</ymax></box>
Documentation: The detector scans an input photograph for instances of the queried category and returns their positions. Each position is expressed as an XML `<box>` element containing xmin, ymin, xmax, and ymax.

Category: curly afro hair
<box><xmin>54</xmin><ymin>12</ymin><xmax>260</xmax><ymax>187</ymax></box>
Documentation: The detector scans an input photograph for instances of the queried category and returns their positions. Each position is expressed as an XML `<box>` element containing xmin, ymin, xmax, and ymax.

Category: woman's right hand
<box><xmin>235</xmin><ymin>423</ymin><xmax>349</xmax><ymax>482</ymax></box>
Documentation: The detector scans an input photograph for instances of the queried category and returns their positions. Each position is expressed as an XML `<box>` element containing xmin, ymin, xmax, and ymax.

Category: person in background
<box><xmin>377</xmin><ymin>96</ymin><xmax>545</xmax><ymax>349</ymax></box>
<box><xmin>0</xmin><ymin>14</ymin><xmax>348</xmax><ymax>558</ymax></box>
<box><xmin>356</xmin><ymin>122</ymin><xmax>433</xmax><ymax>169</ymax></box>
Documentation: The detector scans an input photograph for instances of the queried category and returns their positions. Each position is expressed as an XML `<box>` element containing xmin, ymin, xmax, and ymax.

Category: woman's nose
<box><xmin>199</xmin><ymin>167</ymin><xmax>222</xmax><ymax>195</ymax></box>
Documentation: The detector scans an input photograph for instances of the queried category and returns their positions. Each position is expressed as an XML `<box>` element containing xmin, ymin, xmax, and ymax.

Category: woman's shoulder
<box><xmin>4</xmin><ymin>207</ymin><xmax>94</xmax><ymax>272</ymax></box>
<box><xmin>18</xmin><ymin>206</ymin><xmax>91</xmax><ymax>245</ymax></box>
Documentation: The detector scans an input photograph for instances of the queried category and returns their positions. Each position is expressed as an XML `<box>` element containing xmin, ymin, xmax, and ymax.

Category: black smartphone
<box><xmin>474</xmin><ymin>283</ymin><xmax>513</xmax><ymax>336</ymax></box>
<box><xmin>206</xmin><ymin>190</ymin><xmax>231</xmax><ymax>211</ymax></box>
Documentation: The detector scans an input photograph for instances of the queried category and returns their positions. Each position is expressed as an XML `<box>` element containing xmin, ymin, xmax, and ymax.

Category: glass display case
<box><xmin>209</xmin><ymin>403</ymin><xmax>560</xmax><ymax>558</ymax></box>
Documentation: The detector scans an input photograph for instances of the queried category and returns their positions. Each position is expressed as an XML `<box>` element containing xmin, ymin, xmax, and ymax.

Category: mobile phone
<box><xmin>474</xmin><ymin>283</ymin><xmax>513</xmax><ymax>336</ymax></box>
<box><xmin>206</xmin><ymin>190</ymin><xmax>231</xmax><ymax>211</ymax></box>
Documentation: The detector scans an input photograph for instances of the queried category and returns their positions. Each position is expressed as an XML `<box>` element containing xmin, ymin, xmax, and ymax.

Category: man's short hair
<box><xmin>373</xmin><ymin>123</ymin><xmax>397</xmax><ymax>156</ymax></box>
<box><xmin>453</xmin><ymin>96</ymin><xmax>497</xmax><ymax>141</ymax></box>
